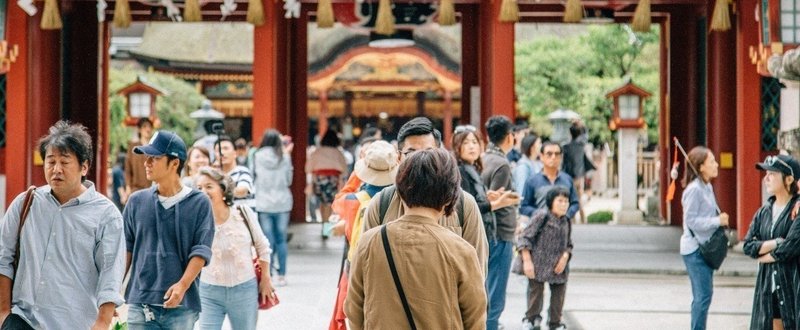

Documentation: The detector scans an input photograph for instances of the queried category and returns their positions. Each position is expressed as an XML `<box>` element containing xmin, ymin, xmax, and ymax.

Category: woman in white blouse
<box><xmin>196</xmin><ymin>167</ymin><xmax>276</xmax><ymax>330</ymax></box>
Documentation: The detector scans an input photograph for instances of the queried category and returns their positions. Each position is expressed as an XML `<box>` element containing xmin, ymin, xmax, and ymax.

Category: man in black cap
<box><xmin>122</xmin><ymin>131</ymin><xmax>214</xmax><ymax>329</ymax></box>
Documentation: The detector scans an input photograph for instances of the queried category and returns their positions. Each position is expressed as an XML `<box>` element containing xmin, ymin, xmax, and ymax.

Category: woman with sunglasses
<box><xmin>743</xmin><ymin>155</ymin><xmax>800</xmax><ymax>330</ymax></box>
<box><xmin>451</xmin><ymin>126</ymin><xmax>518</xmax><ymax>240</ymax></box>
<box><xmin>680</xmin><ymin>146</ymin><xmax>729</xmax><ymax>330</ymax></box>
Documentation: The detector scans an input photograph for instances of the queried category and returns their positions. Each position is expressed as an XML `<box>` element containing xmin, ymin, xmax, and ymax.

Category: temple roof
<box><xmin>129</xmin><ymin>22</ymin><xmax>253</xmax><ymax>72</ymax></box>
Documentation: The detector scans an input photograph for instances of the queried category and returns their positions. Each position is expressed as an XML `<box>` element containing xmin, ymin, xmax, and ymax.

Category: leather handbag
<box><xmin>237</xmin><ymin>206</ymin><xmax>278</xmax><ymax>310</ymax></box>
<box><xmin>689</xmin><ymin>227</ymin><xmax>728</xmax><ymax>270</ymax></box>
<box><xmin>13</xmin><ymin>186</ymin><xmax>36</xmax><ymax>273</ymax></box>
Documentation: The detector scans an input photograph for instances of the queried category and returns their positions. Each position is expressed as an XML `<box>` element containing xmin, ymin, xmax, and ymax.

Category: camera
<box><xmin>211</xmin><ymin>122</ymin><xmax>225</xmax><ymax>135</ymax></box>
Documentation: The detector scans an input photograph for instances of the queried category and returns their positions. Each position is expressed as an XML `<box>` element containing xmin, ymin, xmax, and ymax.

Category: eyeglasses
<box><xmin>543</xmin><ymin>151</ymin><xmax>562</xmax><ymax>157</ymax></box>
<box><xmin>454</xmin><ymin>125</ymin><xmax>477</xmax><ymax>134</ymax></box>
<box><xmin>765</xmin><ymin>155</ymin><xmax>794</xmax><ymax>178</ymax></box>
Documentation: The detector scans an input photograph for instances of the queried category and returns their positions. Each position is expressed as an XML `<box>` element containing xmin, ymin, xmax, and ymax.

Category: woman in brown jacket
<box><xmin>344</xmin><ymin>148</ymin><xmax>487</xmax><ymax>330</ymax></box>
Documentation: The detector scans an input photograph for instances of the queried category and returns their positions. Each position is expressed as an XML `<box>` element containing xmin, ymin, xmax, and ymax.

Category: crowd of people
<box><xmin>9</xmin><ymin>114</ymin><xmax>794</xmax><ymax>330</ymax></box>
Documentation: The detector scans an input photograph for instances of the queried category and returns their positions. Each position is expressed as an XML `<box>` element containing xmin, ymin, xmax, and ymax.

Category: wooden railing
<box><xmin>602</xmin><ymin>151</ymin><xmax>659</xmax><ymax>196</ymax></box>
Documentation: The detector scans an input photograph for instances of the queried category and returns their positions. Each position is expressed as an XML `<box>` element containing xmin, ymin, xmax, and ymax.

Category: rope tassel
<box><xmin>113</xmin><ymin>0</ymin><xmax>132</xmax><ymax>28</ymax></box>
<box><xmin>631</xmin><ymin>0</ymin><xmax>651</xmax><ymax>32</ymax></box>
<box><xmin>438</xmin><ymin>0</ymin><xmax>456</xmax><ymax>26</ymax></box>
<box><xmin>498</xmin><ymin>0</ymin><xmax>519</xmax><ymax>23</ymax></box>
<box><xmin>184</xmin><ymin>0</ymin><xmax>202</xmax><ymax>22</ymax></box>
<box><xmin>563</xmin><ymin>0</ymin><xmax>582</xmax><ymax>23</ymax></box>
<box><xmin>710</xmin><ymin>0</ymin><xmax>731</xmax><ymax>31</ymax></box>
<box><xmin>317</xmin><ymin>0</ymin><xmax>335</xmax><ymax>28</ymax></box>
<box><xmin>40</xmin><ymin>0</ymin><xmax>63</xmax><ymax>30</ymax></box>
<box><xmin>375</xmin><ymin>0</ymin><xmax>395</xmax><ymax>35</ymax></box>
<box><xmin>247</xmin><ymin>0</ymin><xmax>265</xmax><ymax>26</ymax></box>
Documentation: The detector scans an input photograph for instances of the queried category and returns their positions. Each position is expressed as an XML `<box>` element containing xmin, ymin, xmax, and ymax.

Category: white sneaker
<box><xmin>550</xmin><ymin>323</ymin><xmax>567</xmax><ymax>330</ymax></box>
<box><xmin>522</xmin><ymin>317</ymin><xmax>541</xmax><ymax>330</ymax></box>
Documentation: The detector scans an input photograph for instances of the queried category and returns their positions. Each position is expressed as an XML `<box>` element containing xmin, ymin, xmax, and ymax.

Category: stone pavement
<box><xmin>250</xmin><ymin>222</ymin><xmax>756</xmax><ymax>329</ymax></box>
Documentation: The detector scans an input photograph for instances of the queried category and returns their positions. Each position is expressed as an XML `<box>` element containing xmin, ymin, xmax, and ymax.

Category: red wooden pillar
<box><xmin>666</xmin><ymin>8</ymin><xmax>702</xmax><ymax>226</ymax></box>
<box><xmin>61</xmin><ymin>1</ymin><xmax>108</xmax><ymax>192</ymax></box>
<box><xmin>5</xmin><ymin>3</ymin><xmax>31</xmax><ymax>205</ymax></box>
<box><xmin>252</xmin><ymin>0</ymin><xmax>289</xmax><ymax>145</ymax></box>
<box><xmin>460</xmin><ymin>4</ymin><xmax>479</xmax><ymax>126</ymax></box>
<box><xmin>443</xmin><ymin>90</ymin><xmax>453</xmax><ymax>148</ymax></box>
<box><xmin>658</xmin><ymin>21</ymin><xmax>670</xmax><ymax>223</ymax></box>
<box><xmin>737</xmin><ymin>0</ymin><xmax>763</xmax><ymax>239</ymax></box>
<box><xmin>707</xmin><ymin>24</ymin><xmax>738</xmax><ymax>229</ymax></box>
<box><xmin>479</xmin><ymin>0</ymin><xmax>515</xmax><ymax>129</ymax></box>
<box><xmin>289</xmin><ymin>8</ymin><xmax>309</xmax><ymax>223</ymax></box>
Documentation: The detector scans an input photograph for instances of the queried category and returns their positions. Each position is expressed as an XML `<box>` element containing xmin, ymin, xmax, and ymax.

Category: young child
<box><xmin>518</xmin><ymin>186</ymin><xmax>573</xmax><ymax>330</ymax></box>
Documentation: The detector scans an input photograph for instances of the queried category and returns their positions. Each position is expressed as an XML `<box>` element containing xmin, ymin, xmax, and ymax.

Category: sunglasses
<box><xmin>454</xmin><ymin>125</ymin><xmax>477</xmax><ymax>134</ymax></box>
<box><xmin>544</xmin><ymin>151</ymin><xmax>562</xmax><ymax>157</ymax></box>
<box><xmin>765</xmin><ymin>156</ymin><xmax>794</xmax><ymax>178</ymax></box>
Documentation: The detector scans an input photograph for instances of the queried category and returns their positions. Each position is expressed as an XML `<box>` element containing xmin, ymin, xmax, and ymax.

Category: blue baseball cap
<box><xmin>133</xmin><ymin>131</ymin><xmax>187</xmax><ymax>161</ymax></box>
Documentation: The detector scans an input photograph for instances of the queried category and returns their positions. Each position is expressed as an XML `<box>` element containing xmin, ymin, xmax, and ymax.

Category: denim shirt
<box><xmin>680</xmin><ymin>178</ymin><xmax>721</xmax><ymax>255</ymax></box>
<box><xmin>0</xmin><ymin>182</ymin><xmax>126</xmax><ymax>330</ymax></box>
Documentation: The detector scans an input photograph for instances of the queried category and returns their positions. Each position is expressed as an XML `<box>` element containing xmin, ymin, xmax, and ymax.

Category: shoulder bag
<box><xmin>381</xmin><ymin>225</ymin><xmax>416</xmax><ymax>330</ymax></box>
<box><xmin>688</xmin><ymin>227</ymin><xmax>728</xmax><ymax>270</ymax></box>
<box><xmin>13</xmin><ymin>186</ymin><xmax>36</xmax><ymax>273</ymax></box>
<box><xmin>237</xmin><ymin>205</ymin><xmax>279</xmax><ymax>310</ymax></box>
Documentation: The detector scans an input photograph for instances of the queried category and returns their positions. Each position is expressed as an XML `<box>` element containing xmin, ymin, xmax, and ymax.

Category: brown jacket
<box><xmin>345</xmin><ymin>215</ymin><xmax>487</xmax><ymax>330</ymax></box>
<box><xmin>362</xmin><ymin>189</ymin><xmax>489</xmax><ymax>275</ymax></box>
<box><xmin>125</xmin><ymin>141</ymin><xmax>151</xmax><ymax>192</ymax></box>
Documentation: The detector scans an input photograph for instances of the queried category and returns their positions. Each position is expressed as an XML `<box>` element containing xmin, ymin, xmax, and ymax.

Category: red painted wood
<box><xmin>289</xmin><ymin>7</ymin><xmax>309</xmax><ymax>224</ymax></box>
<box><xmin>666</xmin><ymin>7</ymin><xmax>702</xmax><ymax>227</ymax></box>
<box><xmin>460</xmin><ymin>4</ymin><xmax>478</xmax><ymax>126</ymax></box>
<box><xmin>28</xmin><ymin>20</ymin><xmax>61</xmax><ymax>188</ymax></box>
<box><xmin>737</xmin><ymin>0</ymin><xmax>765</xmax><ymax>240</ymax></box>
<box><xmin>707</xmin><ymin>25</ymin><xmax>738</xmax><ymax>230</ymax></box>
<box><xmin>5</xmin><ymin>3</ymin><xmax>30</xmax><ymax>205</ymax></box>
<box><xmin>252</xmin><ymin>1</ymin><xmax>280</xmax><ymax>146</ymax></box>
<box><xmin>479</xmin><ymin>0</ymin><xmax>516</xmax><ymax>130</ymax></box>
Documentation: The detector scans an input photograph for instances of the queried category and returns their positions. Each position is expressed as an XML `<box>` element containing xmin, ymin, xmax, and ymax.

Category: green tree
<box><xmin>515</xmin><ymin>24</ymin><xmax>660</xmax><ymax>148</ymax></box>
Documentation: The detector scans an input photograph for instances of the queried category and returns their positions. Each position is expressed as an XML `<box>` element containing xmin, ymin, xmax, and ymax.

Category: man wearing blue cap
<box><xmin>122</xmin><ymin>131</ymin><xmax>215</xmax><ymax>329</ymax></box>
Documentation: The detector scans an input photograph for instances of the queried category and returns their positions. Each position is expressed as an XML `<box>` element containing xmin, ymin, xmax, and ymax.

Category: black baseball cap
<box><xmin>133</xmin><ymin>131</ymin><xmax>187</xmax><ymax>161</ymax></box>
<box><xmin>756</xmin><ymin>154</ymin><xmax>800</xmax><ymax>178</ymax></box>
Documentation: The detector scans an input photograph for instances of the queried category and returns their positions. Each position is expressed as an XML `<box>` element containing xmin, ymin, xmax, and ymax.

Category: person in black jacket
<box><xmin>743</xmin><ymin>154</ymin><xmax>800</xmax><ymax>330</ymax></box>
<box><xmin>451</xmin><ymin>126</ymin><xmax>518</xmax><ymax>240</ymax></box>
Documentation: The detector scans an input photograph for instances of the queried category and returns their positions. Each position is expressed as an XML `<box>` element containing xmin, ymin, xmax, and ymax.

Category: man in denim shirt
<box><xmin>520</xmin><ymin>141</ymin><xmax>579</xmax><ymax>220</ymax></box>
<box><xmin>124</xmin><ymin>131</ymin><xmax>214</xmax><ymax>329</ymax></box>
<box><xmin>0</xmin><ymin>121</ymin><xmax>126</xmax><ymax>329</ymax></box>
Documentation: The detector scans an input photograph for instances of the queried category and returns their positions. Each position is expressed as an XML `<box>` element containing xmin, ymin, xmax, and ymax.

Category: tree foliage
<box><xmin>515</xmin><ymin>24</ymin><xmax>660</xmax><ymax>148</ymax></box>
<box><xmin>108</xmin><ymin>66</ymin><xmax>204</xmax><ymax>159</ymax></box>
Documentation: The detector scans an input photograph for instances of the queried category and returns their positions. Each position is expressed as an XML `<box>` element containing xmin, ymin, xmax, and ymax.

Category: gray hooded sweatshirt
<box><xmin>253</xmin><ymin>147</ymin><xmax>293</xmax><ymax>213</ymax></box>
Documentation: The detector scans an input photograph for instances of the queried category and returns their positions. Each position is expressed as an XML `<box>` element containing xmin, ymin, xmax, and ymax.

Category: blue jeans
<box><xmin>683</xmin><ymin>250</ymin><xmax>714</xmax><ymax>330</ymax></box>
<box><xmin>198</xmin><ymin>278</ymin><xmax>258</xmax><ymax>330</ymax></box>
<box><xmin>486</xmin><ymin>239</ymin><xmax>514</xmax><ymax>330</ymax></box>
<box><xmin>259</xmin><ymin>211</ymin><xmax>290</xmax><ymax>276</ymax></box>
<box><xmin>127</xmin><ymin>304</ymin><xmax>198</xmax><ymax>330</ymax></box>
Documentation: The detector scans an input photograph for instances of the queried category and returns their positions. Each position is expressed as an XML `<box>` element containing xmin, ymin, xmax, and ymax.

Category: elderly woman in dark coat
<box><xmin>743</xmin><ymin>155</ymin><xmax>800</xmax><ymax>330</ymax></box>
<box><xmin>517</xmin><ymin>186</ymin><xmax>572</xmax><ymax>330</ymax></box>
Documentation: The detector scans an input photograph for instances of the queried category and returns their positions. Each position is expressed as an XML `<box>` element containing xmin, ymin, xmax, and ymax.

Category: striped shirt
<box><xmin>228</xmin><ymin>165</ymin><xmax>255</xmax><ymax>208</ymax></box>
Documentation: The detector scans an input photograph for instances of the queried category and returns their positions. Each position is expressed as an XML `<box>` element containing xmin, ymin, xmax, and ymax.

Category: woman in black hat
<box><xmin>744</xmin><ymin>154</ymin><xmax>800</xmax><ymax>330</ymax></box>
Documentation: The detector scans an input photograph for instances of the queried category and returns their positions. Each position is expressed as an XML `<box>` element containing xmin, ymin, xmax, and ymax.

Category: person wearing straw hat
<box><xmin>743</xmin><ymin>154</ymin><xmax>800</xmax><ymax>330</ymax></box>
<box><xmin>679</xmin><ymin>146</ymin><xmax>729</xmax><ymax>330</ymax></box>
<box><xmin>329</xmin><ymin>140</ymin><xmax>398</xmax><ymax>330</ymax></box>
